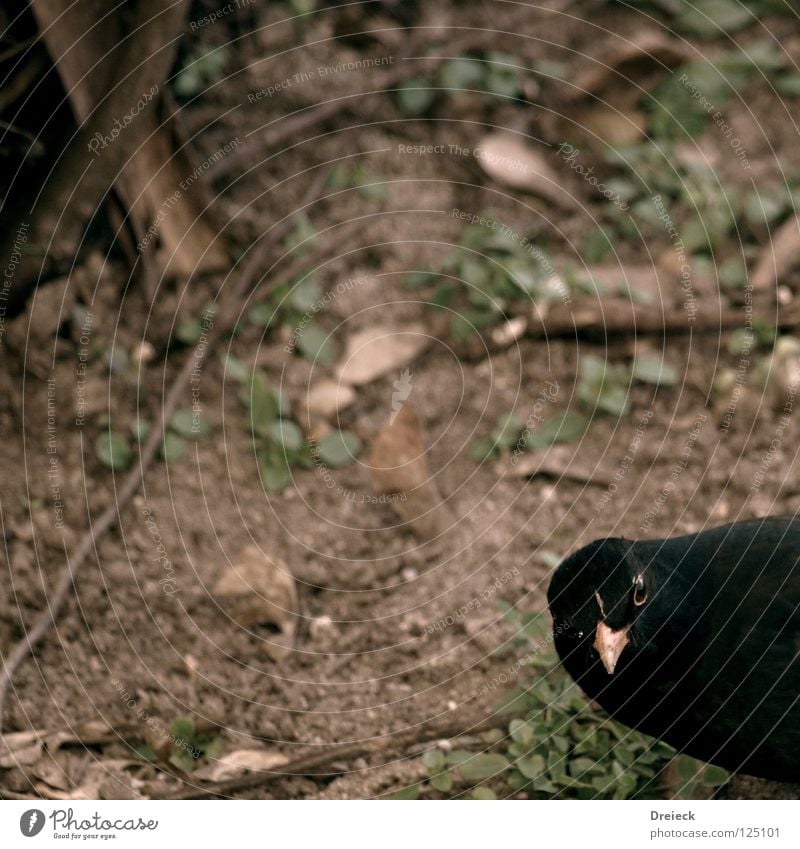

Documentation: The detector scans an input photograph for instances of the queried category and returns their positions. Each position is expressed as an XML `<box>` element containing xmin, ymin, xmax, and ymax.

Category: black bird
<box><xmin>547</xmin><ymin>517</ymin><xmax>800</xmax><ymax>781</ymax></box>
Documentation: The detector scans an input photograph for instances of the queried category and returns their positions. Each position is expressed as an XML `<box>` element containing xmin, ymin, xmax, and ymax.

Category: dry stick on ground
<box><xmin>166</xmin><ymin>708</ymin><xmax>527</xmax><ymax>800</ymax></box>
<box><xmin>0</xmin><ymin>167</ymin><xmax>331</xmax><ymax>734</ymax></box>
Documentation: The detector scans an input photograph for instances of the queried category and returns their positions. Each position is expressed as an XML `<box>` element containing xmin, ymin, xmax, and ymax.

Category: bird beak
<box><xmin>593</xmin><ymin>622</ymin><xmax>630</xmax><ymax>675</ymax></box>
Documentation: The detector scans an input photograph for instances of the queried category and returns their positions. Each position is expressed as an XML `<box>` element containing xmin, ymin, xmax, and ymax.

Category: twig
<box><xmin>0</xmin><ymin>167</ymin><xmax>330</xmax><ymax>733</ymax></box>
<box><xmin>166</xmin><ymin>708</ymin><xmax>525</xmax><ymax>799</ymax></box>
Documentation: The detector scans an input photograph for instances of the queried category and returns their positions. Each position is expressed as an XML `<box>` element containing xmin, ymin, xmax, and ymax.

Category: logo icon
<box><xmin>20</xmin><ymin>809</ymin><xmax>45</xmax><ymax>837</ymax></box>
<box><xmin>390</xmin><ymin>369</ymin><xmax>413</xmax><ymax>423</ymax></box>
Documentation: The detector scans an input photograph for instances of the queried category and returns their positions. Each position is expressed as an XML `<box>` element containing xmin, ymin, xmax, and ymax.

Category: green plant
<box><xmin>409</xmin><ymin>215</ymin><xmax>566</xmax><ymax>345</ymax></box>
<box><xmin>470</xmin><ymin>412</ymin><xmax>524</xmax><ymax>460</ymax></box>
<box><xmin>412</xmin><ymin>612</ymin><xmax>729</xmax><ymax>799</ymax></box>
<box><xmin>135</xmin><ymin>716</ymin><xmax>224</xmax><ymax>774</ymax></box>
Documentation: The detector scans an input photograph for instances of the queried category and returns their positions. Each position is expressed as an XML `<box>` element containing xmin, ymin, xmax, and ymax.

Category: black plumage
<box><xmin>547</xmin><ymin>517</ymin><xmax>800</xmax><ymax>781</ymax></box>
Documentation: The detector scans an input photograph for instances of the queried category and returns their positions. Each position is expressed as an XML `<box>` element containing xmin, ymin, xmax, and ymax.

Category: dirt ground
<box><xmin>2</xmin><ymin>1</ymin><xmax>800</xmax><ymax>800</ymax></box>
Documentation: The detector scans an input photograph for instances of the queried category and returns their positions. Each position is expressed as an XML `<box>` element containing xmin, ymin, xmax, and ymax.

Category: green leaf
<box><xmin>675</xmin><ymin>755</ymin><xmax>702</xmax><ymax>782</ymax></box>
<box><xmin>133</xmin><ymin>744</ymin><xmax>158</xmax><ymax>763</ymax></box>
<box><xmin>243</xmin><ymin>371</ymin><xmax>280</xmax><ymax>434</ymax></box>
<box><xmin>176</xmin><ymin>319</ymin><xmax>202</xmax><ymax>345</ymax></box>
<box><xmin>718</xmin><ymin>256</ymin><xmax>747</xmax><ymax>289</ymax></box>
<box><xmin>317</xmin><ymin>430</ymin><xmax>361</xmax><ymax>467</ymax></box>
<box><xmin>701</xmin><ymin>764</ymin><xmax>730</xmax><ymax>787</ymax></box>
<box><xmin>169</xmin><ymin>749</ymin><xmax>197</xmax><ymax>773</ymax></box>
<box><xmin>677</xmin><ymin>0</ymin><xmax>753</xmax><ymax>37</ymax></box>
<box><xmin>390</xmin><ymin>783</ymin><xmax>421</xmax><ymax>800</ymax></box>
<box><xmin>267</xmin><ymin>419</ymin><xmax>303</xmax><ymax>452</ymax></box>
<box><xmin>744</xmin><ymin>189</ymin><xmax>788</xmax><ymax>227</ymax></box>
<box><xmin>776</xmin><ymin>73</ymin><xmax>800</xmax><ymax>97</ymax></box>
<box><xmin>396</xmin><ymin>78</ymin><xmax>435</xmax><ymax>115</ymax></box>
<box><xmin>509</xmin><ymin>719</ymin><xmax>534</xmax><ymax>746</ymax></box>
<box><xmin>170</xmin><ymin>408</ymin><xmax>212</xmax><ymax>439</ymax></box>
<box><xmin>422</xmin><ymin>749</ymin><xmax>446</xmax><ymax>771</ymax></box>
<box><xmin>296</xmin><ymin>323</ymin><xmax>336</xmax><ymax>365</ymax></box>
<box><xmin>290</xmin><ymin>277</ymin><xmax>322</xmax><ymax>312</ymax></box>
<box><xmin>429</xmin><ymin>771</ymin><xmax>453</xmax><ymax>792</ymax></box>
<box><xmin>631</xmin><ymin>355</ymin><xmax>678</xmax><ymax>386</ymax></box>
<box><xmin>260</xmin><ymin>459</ymin><xmax>292</xmax><ymax>493</ymax></box>
<box><xmin>405</xmin><ymin>271</ymin><xmax>438</xmax><ymax>289</ymax></box>
<box><xmin>458</xmin><ymin>753</ymin><xmax>509</xmax><ymax>781</ymax></box>
<box><xmin>526</xmin><ymin>412</ymin><xmax>588</xmax><ymax>450</ymax></box>
<box><xmin>224</xmin><ymin>355</ymin><xmax>250</xmax><ymax>382</ymax></box>
<box><xmin>247</xmin><ymin>302</ymin><xmax>276</xmax><ymax>327</ymax></box>
<box><xmin>130</xmin><ymin>419</ymin><xmax>151</xmax><ymax>444</ymax></box>
<box><xmin>583</xmin><ymin>227</ymin><xmax>613</xmax><ymax>263</ymax></box>
<box><xmin>158</xmin><ymin>433</ymin><xmax>187</xmax><ymax>462</ymax></box>
<box><xmin>471</xmin><ymin>787</ymin><xmax>497</xmax><ymax>800</ymax></box>
<box><xmin>169</xmin><ymin>716</ymin><xmax>196</xmax><ymax>741</ymax></box>
<box><xmin>517</xmin><ymin>754</ymin><xmax>546</xmax><ymax>779</ymax></box>
<box><xmin>95</xmin><ymin>432</ymin><xmax>133</xmax><ymax>471</ymax></box>
<box><xmin>439</xmin><ymin>57</ymin><xmax>484</xmax><ymax>91</ymax></box>
<box><xmin>484</xmin><ymin>52</ymin><xmax>519</xmax><ymax>98</ymax></box>
<box><xmin>492</xmin><ymin>412</ymin><xmax>524</xmax><ymax>452</ymax></box>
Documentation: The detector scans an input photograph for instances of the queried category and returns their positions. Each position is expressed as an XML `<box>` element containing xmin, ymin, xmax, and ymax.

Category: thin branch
<box><xmin>0</xmin><ymin>167</ymin><xmax>330</xmax><ymax>733</ymax></box>
<box><xmin>166</xmin><ymin>708</ymin><xmax>525</xmax><ymax>800</ymax></box>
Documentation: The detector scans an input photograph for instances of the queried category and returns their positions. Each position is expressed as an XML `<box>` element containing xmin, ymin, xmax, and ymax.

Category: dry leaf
<box><xmin>568</xmin><ymin>29</ymin><xmax>691</xmax><ymax>101</ymax></box>
<box><xmin>304</xmin><ymin>379</ymin><xmax>357</xmax><ymax>421</ymax></box>
<box><xmin>193</xmin><ymin>748</ymin><xmax>289</xmax><ymax>782</ymax></box>
<box><xmin>475</xmin><ymin>133</ymin><xmax>570</xmax><ymax>208</ymax></box>
<box><xmin>750</xmin><ymin>212</ymin><xmax>800</xmax><ymax>291</ymax></box>
<box><xmin>505</xmin><ymin>445</ymin><xmax>613</xmax><ymax>487</ymax></box>
<box><xmin>582</xmin><ymin>103</ymin><xmax>647</xmax><ymax>147</ymax></box>
<box><xmin>368</xmin><ymin>406</ymin><xmax>450</xmax><ymax>540</ymax></box>
<box><xmin>336</xmin><ymin>323</ymin><xmax>431</xmax><ymax>386</ymax></box>
<box><xmin>213</xmin><ymin>546</ymin><xmax>299</xmax><ymax>660</ymax></box>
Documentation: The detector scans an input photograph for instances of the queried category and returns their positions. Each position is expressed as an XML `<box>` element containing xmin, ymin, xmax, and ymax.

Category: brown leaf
<box><xmin>336</xmin><ymin>324</ymin><xmax>431</xmax><ymax>386</ymax></box>
<box><xmin>213</xmin><ymin>546</ymin><xmax>299</xmax><ymax>660</ymax></box>
<box><xmin>303</xmin><ymin>379</ymin><xmax>357</xmax><ymax>421</ymax></box>
<box><xmin>193</xmin><ymin>748</ymin><xmax>289</xmax><ymax>782</ymax></box>
<box><xmin>368</xmin><ymin>406</ymin><xmax>450</xmax><ymax>540</ymax></box>
<box><xmin>750</xmin><ymin>213</ymin><xmax>800</xmax><ymax>291</ymax></box>
<box><xmin>505</xmin><ymin>445</ymin><xmax>614</xmax><ymax>487</ymax></box>
<box><xmin>474</xmin><ymin>133</ymin><xmax>570</xmax><ymax>208</ymax></box>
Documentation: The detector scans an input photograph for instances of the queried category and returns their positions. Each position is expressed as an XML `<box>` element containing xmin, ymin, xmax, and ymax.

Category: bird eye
<box><xmin>632</xmin><ymin>574</ymin><xmax>647</xmax><ymax>606</ymax></box>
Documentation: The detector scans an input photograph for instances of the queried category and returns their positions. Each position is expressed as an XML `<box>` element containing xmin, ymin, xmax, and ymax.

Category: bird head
<box><xmin>547</xmin><ymin>538</ymin><xmax>651</xmax><ymax>675</ymax></box>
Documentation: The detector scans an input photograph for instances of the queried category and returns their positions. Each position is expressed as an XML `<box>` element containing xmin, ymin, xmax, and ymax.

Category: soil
<box><xmin>2</xmin><ymin>0</ymin><xmax>800</xmax><ymax>800</ymax></box>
